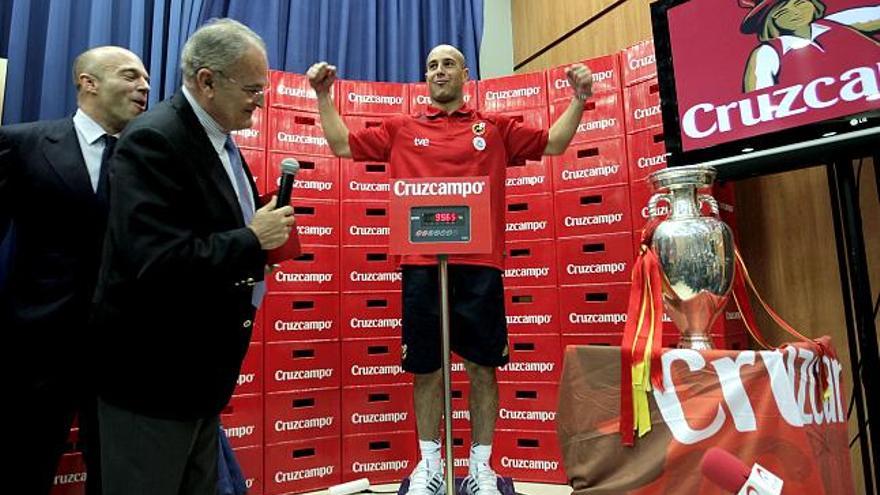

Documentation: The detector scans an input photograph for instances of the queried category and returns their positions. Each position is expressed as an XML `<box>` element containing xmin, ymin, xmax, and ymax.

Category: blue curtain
<box><xmin>199</xmin><ymin>0</ymin><xmax>483</xmax><ymax>82</ymax></box>
<box><xmin>0</xmin><ymin>0</ymin><xmax>205</xmax><ymax>124</ymax></box>
<box><xmin>0</xmin><ymin>0</ymin><xmax>483</xmax><ymax>125</ymax></box>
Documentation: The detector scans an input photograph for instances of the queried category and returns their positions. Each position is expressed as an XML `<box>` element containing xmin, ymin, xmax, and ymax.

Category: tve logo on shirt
<box><xmin>413</xmin><ymin>137</ymin><xmax>430</xmax><ymax>147</ymax></box>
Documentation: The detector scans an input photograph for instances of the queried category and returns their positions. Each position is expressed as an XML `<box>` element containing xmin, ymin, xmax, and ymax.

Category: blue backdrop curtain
<box><xmin>0</xmin><ymin>0</ymin><xmax>484</xmax><ymax>125</ymax></box>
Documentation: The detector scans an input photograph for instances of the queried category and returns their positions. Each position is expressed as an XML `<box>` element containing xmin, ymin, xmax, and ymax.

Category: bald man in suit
<box><xmin>0</xmin><ymin>46</ymin><xmax>149</xmax><ymax>494</ymax></box>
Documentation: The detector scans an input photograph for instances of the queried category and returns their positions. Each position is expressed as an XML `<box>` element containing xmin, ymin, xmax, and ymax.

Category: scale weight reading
<box><xmin>409</xmin><ymin>206</ymin><xmax>471</xmax><ymax>243</ymax></box>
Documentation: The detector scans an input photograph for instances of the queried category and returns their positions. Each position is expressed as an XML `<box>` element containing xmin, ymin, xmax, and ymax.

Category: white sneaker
<box><xmin>404</xmin><ymin>459</ymin><xmax>445</xmax><ymax>495</ymax></box>
<box><xmin>461</xmin><ymin>463</ymin><xmax>501</xmax><ymax>495</ymax></box>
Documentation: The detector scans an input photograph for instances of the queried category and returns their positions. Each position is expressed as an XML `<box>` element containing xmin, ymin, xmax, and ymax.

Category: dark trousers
<box><xmin>10</xmin><ymin>374</ymin><xmax>102</xmax><ymax>495</ymax></box>
<box><xmin>97</xmin><ymin>398</ymin><xmax>219</xmax><ymax>495</ymax></box>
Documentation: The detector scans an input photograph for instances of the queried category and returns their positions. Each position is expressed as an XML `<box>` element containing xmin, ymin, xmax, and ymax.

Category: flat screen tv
<box><xmin>651</xmin><ymin>0</ymin><xmax>880</xmax><ymax>179</ymax></box>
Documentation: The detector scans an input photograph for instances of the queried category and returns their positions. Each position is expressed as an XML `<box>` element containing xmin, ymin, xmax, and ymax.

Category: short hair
<box><xmin>72</xmin><ymin>46</ymin><xmax>117</xmax><ymax>90</ymax></box>
<box><xmin>180</xmin><ymin>18</ymin><xmax>266</xmax><ymax>81</ymax></box>
<box><xmin>426</xmin><ymin>44</ymin><xmax>467</xmax><ymax>68</ymax></box>
<box><xmin>759</xmin><ymin>0</ymin><xmax>826</xmax><ymax>41</ymax></box>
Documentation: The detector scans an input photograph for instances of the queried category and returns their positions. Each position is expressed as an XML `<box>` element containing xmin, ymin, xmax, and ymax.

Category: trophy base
<box><xmin>677</xmin><ymin>334</ymin><xmax>714</xmax><ymax>350</ymax></box>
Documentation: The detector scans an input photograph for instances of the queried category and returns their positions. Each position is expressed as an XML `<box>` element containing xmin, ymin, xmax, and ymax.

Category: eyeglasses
<box><xmin>214</xmin><ymin>69</ymin><xmax>267</xmax><ymax>100</ymax></box>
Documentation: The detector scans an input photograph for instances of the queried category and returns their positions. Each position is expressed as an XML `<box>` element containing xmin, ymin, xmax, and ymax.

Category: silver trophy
<box><xmin>647</xmin><ymin>165</ymin><xmax>734</xmax><ymax>350</ymax></box>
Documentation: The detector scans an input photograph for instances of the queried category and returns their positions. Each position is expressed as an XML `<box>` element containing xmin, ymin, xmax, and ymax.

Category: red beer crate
<box><xmin>506</xmin><ymin>157</ymin><xmax>553</xmax><ymax>196</ymax></box>
<box><xmin>221</xmin><ymin>393</ymin><xmax>263</xmax><ymax>448</ymax></box>
<box><xmin>338</xmin><ymin>80</ymin><xmax>408</xmax><ymax>115</ymax></box>
<box><xmin>264</xmin><ymin>437</ymin><xmax>340</xmax><ymax>495</ymax></box>
<box><xmin>341</xmin><ymin>159</ymin><xmax>392</xmax><ymax>201</ymax></box>
<box><xmin>497</xmin><ymin>382</ymin><xmax>559</xmax><ymax>431</ymax></box>
<box><xmin>263</xmin><ymin>292</ymin><xmax>340</xmax><ymax>342</ymax></box>
<box><xmin>340</xmin><ymin>291</ymin><xmax>402</xmax><ymax>340</ymax></box>
<box><xmin>341</xmin><ymin>384</ymin><xmax>415</xmax><ymax>435</ymax></box>
<box><xmin>290</xmin><ymin>199</ymin><xmax>340</xmax><ymax>246</ymax></box>
<box><xmin>269</xmin><ymin>70</ymin><xmax>332</xmax><ymax>112</ymax></box>
<box><xmin>478</xmin><ymin>71</ymin><xmax>548</xmax><ymax>112</ymax></box>
<box><xmin>266</xmin><ymin>152</ymin><xmax>340</xmax><ymax>201</ymax></box>
<box><xmin>555</xmin><ymin>232</ymin><xmax>634</xmax><ymax>285</ymax></box>
<box><xmin>264</xmin><ymin>387</ymin><xmax>341</xmax><ymax>444</ymax></box>
<box><xmin>266</xmin><ymin>246</ymin><xmax>339</xmax><ymax>292</ymax></box>
<box><xmin>550</xmin><ymin>91</ymin><xmax>624</xmax><ymax>143</ymax></box>
<box><xmin>554</xmin><ymin>185</ymin><xmax>632</xmax><ymax>238</ymax></box>
<box><xmin>269</xmin><ymin>108</ymin><xmax>334</xmax><ymax>156</ymax></box>
<box><xmin>342</xmin><ymin>431</ymin><xmax>419</xmax><ymax>485</ymax></box>
<box><xmin>547</xmin><ymin>54</ymin><xmax>621</xmax><ymax>100</ymax></box>
<box><xmin>621</xmin><ymin>39</ymin><xmax>657</xmax><ymax>87</ymax></box>
<box><xmin>552</xmin><ymin>137</ymin><xmax>628</xmax><ymax>192</ymax></box>
<box><xmin>265</xmin><ymin>341</ymin><xmax>341</xmax><ymax>392</ymax></box>
<box><xmin>340</xmin><ymin>246</ymin><xmax>401</xmax><ymax>292</ymax></box>
<box><xmin>341</xmin><ymin>201</ymin><xmax>390</xmax><ymax>246</ymax></box>
<box><xmin>493</xmin><ymin>430</ymin><xmax>566</xmax><ymax>483</ymax></box>
<box><xmin>504</xmin><ymin>286</ymin><xmax>559</xmax><ymax>335</ymax></box>
<box><xmin>503</xmin><ymin>239</ymin><xmax>557</xmax><ymax>288</ymax></box>
<box><xmin>624</xmin><ymin>78</ymin><xmax>662</xmax><ymax>134</ymax></box>
<box><xmin>627</xmin><ymin>127</ymin><xmax>668</xmax><ymax>182</ymax></box>
<box><xmin>505</xmin><ymin>194</ymin><xmax>555</xmax><ymax>242</ymax></box>
<box><xmin>341</xmin><ymin>338</ymin><xmax>405</xmax><ymax>387</ymax></box>
<box><xmin>497</xmin><ymin>334</ymin><xmax>562</xmax><ymax>383</ymax></box>
<box><xmin>558</xmin><ymin>282</ymin><xmax>631</xmax><ymax>335</ymax></box>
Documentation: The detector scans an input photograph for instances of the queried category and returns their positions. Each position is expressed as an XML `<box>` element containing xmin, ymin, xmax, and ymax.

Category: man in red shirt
<box><xmin>308</xmin><ymin>45</ymin><xmax>592</xmax><ymax>495</ymax></box>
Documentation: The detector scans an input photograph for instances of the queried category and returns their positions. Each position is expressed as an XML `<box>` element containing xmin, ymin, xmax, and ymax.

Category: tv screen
<box><xmin>652</xmin><ymin>0</ymin><xmax>880</xmax><ymax>178</ymax></box>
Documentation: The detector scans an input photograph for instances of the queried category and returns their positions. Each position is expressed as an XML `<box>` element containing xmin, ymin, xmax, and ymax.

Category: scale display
<box><xmin>410</xmin><ymin>206</ymin><xmax>470</xmax><ymax>243</ymax></box>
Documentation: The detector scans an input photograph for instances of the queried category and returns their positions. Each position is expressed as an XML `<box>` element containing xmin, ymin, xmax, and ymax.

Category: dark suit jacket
<box><xmin>91</xmin><ymin>92</ymin><xmax>266</xmax><ymax>419</ymax></box>
<box><xmin>0</xmin><ymin>118</ymin><xmax>107</xmax><ymax>378</ymax></box>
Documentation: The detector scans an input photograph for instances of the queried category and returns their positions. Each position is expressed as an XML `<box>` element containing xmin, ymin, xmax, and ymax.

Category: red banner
<box><xmin>558</xmin><ymin>338</ymin><xmax>853</xmax><ymax>494</ymax></box>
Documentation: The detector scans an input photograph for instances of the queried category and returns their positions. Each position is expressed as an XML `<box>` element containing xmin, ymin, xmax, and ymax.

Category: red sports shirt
<box><xmin>348</xmin><ymin>102</ymin><xmax>549</xmax><ymax>269</ymax></box>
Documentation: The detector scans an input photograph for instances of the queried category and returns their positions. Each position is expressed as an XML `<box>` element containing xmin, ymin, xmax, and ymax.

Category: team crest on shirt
<box><xmin>472</xmin><ymin>122</ymin><xmax>486</xmax><ymax>136</ymax></box>
<box><xmin>472</xmin><ymin>136</ymin><xmax>486</xmax><ymax>151</ymax></box>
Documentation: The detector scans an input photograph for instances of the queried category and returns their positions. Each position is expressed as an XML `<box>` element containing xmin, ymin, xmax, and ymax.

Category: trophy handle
<box><xmin>648</xmin><ymin>193</ymin><xmax>672</xmax><ymax>218</ymax></box>
<box><xmin>698</xmin><ymin>194</ymin><xmax>720</xmax><ymax>216</ymax></box>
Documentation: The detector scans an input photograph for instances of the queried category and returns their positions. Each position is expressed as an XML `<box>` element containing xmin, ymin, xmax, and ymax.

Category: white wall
<box><xmin>479</xmin><ymin>0</ymin><xmax>514</xmax><ymax>79</ymax></box>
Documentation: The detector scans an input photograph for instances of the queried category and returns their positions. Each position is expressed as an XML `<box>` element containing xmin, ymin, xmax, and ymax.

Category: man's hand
<box><xmin>566</xmin><ymin>63</ymin><xmax>593</xmax><ymax>101</ymax></box>
<box><xmin>307</xmin><ymin>62</ymin><xmax>338</xmax><ymax>96</ymax></box>
<box><xmin>248</xmin><ymin>196</ymin><xmax>296</xmax><ymax>250</ymax></box>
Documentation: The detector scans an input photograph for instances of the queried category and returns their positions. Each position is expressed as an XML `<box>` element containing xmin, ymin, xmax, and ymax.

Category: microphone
<box><xmin>276</xmin><ymin>158</ymin><xmax>300</xmax><ymax>208</ymax></box>
<box><xmin>701</xmin><ymin>448</ymin><xmax>783</xmax><ymax>495</ymax></box>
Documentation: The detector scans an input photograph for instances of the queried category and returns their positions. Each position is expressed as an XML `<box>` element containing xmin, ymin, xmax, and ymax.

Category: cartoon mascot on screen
<box><xmin>741</xmin><ymin>0</ymin><xmax>880</xmax><ymax>92</ymax></box>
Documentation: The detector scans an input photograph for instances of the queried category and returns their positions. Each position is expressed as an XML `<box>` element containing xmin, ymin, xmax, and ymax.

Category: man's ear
<box><xmin>463</xmin><ymin>67</ymin><xmax>470</xmax><ymax>82</ymax></box>
<box><xmin>78</xmin><ymin>73</ymin><xmax>98</xmax><ymax>94</ymax></box>
<box><xmin>195</xmin><ymin>68</ymin><xmax>215</xmax><ymax>94</ymax></box>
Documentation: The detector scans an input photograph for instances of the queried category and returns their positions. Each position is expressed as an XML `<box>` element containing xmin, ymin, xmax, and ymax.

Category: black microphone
<box><xmin>276</xmin><ymin>158</ymin><xmax>300</xmax><ymax>208</ymax></box>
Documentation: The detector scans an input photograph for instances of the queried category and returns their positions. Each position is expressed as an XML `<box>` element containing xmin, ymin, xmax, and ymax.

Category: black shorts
<box><xmin>401</xmin><ymin>265</ymin><xmax>509</xmax><ymax>374</ymax></box>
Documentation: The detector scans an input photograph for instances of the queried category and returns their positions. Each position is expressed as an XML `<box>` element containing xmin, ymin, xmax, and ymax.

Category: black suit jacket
<box><xmin>0</xmin><ymin>118</ymin><xmax>107</xmax><ymax>377</ymax></box>
<box><xmin>92</xmin><ymin>92</ymin><xmax>266</xmax><ymax>419</ymax></box>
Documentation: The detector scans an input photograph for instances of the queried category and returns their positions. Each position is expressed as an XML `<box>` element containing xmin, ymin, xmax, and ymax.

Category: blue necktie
<box><xmin>224</xmin><ymin>136</ymin><xmax>265</xmax><ymax>308</ymax></box>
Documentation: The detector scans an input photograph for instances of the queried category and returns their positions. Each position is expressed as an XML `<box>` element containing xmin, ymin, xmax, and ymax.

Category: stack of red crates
<box><xmin>262</xmin><ymin>72</ymin><xmax>344</xmax><ymax>495</ymax></box>
<box><xmin>336</xmin><ymin>80</ymin><xmax>421</xmax><ymax>486</ymax></box>
<box><xmin>51</xmin><ymin>41</ymin><xmax>750</xmax><ymax>495</ymax></box>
